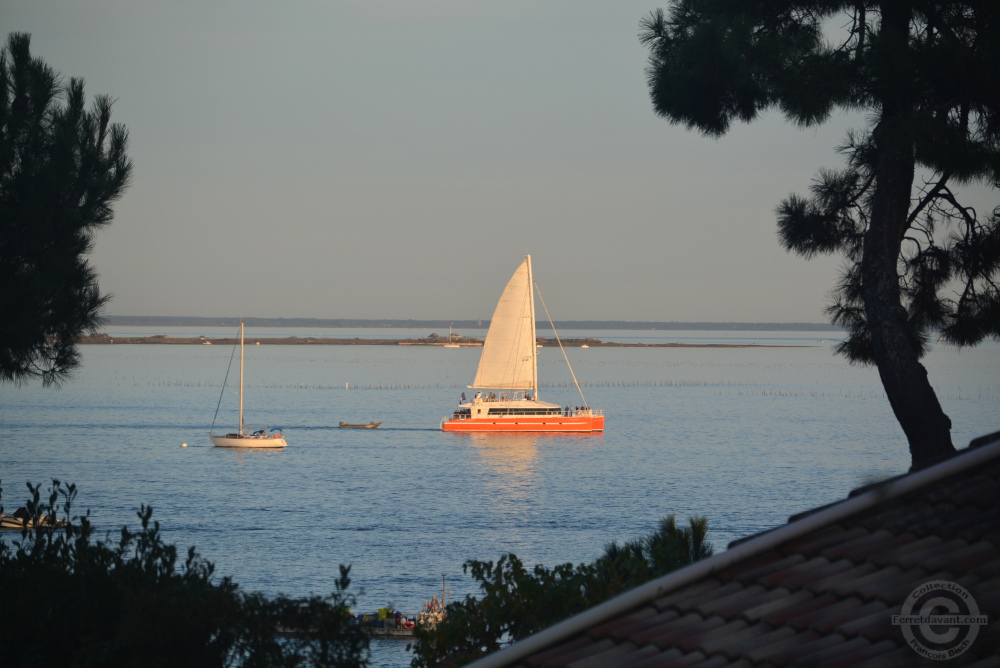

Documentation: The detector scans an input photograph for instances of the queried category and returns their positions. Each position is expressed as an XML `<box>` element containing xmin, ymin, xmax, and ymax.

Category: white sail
<box><xmin>470</xmin><ymin>256</ymin><xmax>537</xmax><ymax>390</ymax></box>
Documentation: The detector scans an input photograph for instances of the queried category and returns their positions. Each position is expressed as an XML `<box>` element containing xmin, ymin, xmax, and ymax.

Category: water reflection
<box><xmin>466</xmin><ymin>433</ymin><xmax>541</xmax><ymax>469</ymax></box>
<box><xmin>464</xmin><ymin>434</ymin><xmax>541</xmax><ymax>522</ymax></box>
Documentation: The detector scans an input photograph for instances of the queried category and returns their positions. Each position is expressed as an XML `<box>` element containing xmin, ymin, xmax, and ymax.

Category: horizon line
<box><xmin>103</xmin><ymin>315</ymin><xmax>841</xmax><ymax>332</ymax></box>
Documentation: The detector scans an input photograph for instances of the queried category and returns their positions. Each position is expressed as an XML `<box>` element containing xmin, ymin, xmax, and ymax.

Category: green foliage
<box><xmin>640</xmin><ymin>1</ymin><xmax>1000</xmax><ymax>362</ymax></box>
<box><xmin>0</xmin><ymin>32</ymin><xmax>133</xmax><ymax>386</ymax></box>
<box><xmin>0</xmin><ymin>480</ymin><xmax>370</xmax><ymax>668</ymax></box>
<box><xmin>409</xmin><ymin>515</ymin><xmax>712</xmax><ymax>667</ymax></box>
<box><xmin>641</xmin><ymin>1</ymin><xmax>999</xmax><ymax>463</ymax></box>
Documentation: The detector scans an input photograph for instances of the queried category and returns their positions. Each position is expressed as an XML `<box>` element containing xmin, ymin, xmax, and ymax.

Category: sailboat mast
<box><xmin>526</xmin><ymin>254</ymin><xmax>538</xmax><ymax>400</ymax></box>
<box><xmin>239</xmin><ymin>322</ymin><xmax>244</xmax><ymax>434</ymax></box>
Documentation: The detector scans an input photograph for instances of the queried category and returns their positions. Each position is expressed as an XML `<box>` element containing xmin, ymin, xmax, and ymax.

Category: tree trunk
<box><xmin>863</xmin><ymin>143</ymin><xmax>955</xmax><ymax>469</ymax></box>
<box><xmin>860</xmin><ymin>1</ymin><xmax>956</xmax><ymax>470</ymax></box>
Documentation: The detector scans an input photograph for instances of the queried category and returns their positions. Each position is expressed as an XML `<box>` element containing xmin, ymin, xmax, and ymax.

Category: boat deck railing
<box><xmin>444</xmin><ymin>408</ymin><xmax>603</xmax><ymax>421</ymax></box>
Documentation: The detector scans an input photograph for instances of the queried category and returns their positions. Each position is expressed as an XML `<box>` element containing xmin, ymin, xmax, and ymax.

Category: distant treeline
<box><xmin>102</xmin><ymin>316</ymin><xmax>841</xmax><ymax>332</ymax></box>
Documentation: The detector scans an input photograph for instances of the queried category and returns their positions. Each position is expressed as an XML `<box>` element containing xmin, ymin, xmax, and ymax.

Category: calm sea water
<box><xmin>2</xmin><ymin>328</ymin><xmax>997</xmax><ymax>666</ymax></box>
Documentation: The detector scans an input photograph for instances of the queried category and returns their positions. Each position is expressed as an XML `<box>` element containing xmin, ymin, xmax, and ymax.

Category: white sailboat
<box><xmin>210</xmin><ymin>322</ymin><xmax>287</xmax><ymax>448</ymax></box>
<box><xmin>441</xmin><ymin>254</ymin><xmax>604</xmax><ymax>432</ymax></box>
<box><xmin>444</xmin><ymin>324</ymin><xmax>460</xmax><ymax>347</ymax></box>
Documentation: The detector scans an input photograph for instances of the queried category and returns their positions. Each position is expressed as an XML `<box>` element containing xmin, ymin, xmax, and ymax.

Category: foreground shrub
<box><xmin>410</xmin><ymin>515</ymin><xmax>712</xmax><ymax>667</ymax></box>
<box><xmin>0</xmin><ymin>480</ymin><xmax>369</xmax><ymax>668</ymax></box>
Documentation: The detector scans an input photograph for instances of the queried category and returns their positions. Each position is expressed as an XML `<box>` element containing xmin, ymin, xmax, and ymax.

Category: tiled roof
<box><xmin>468</xmin><ymin>432</ymin><xmax>1000</xmax><ymax>668</ymax></box>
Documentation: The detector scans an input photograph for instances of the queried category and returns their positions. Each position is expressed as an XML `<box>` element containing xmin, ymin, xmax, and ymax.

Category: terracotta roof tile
<box><xmin>756</xmin><ymin>556</ymin><xmax>830</xmax><ymax>589</ymax></box>
<box><xmin>969</xmin><ymin>554</ymin><xmax>1000</xmax><ymax>579</ymax></box>
<box><xmin>741</xmin><ymin>628</ymin><xmax>820</xmax><ymax>663</ymax></box>
<box><xmin>826</xmin><ymin>639</ymin><xmax>903</xmax><ymax>665</ymax></box>
<box><xmin>852</xmin><ymin>567</ymin><xmax>934</xmax><ymax>604</ymax></box>
<box><xmin>956</xmin><ymin>518</ymin><xmax>1000</xmax><ymax>544</ymax></box>
<box><xmin>715</xmin><ymin>625</ymin><xmax>797</xmax><ymax>660</ymax></box>
<box><xmin>938</xmin><ymin>513</ymin><xmax>1000</xmax><ymax>542</ymax></box>
<box><xmin>645</xmin><ymin>615</ymin><xmax>726</xmax><ymax>651</ymax></box>
<box><xmin>773</xmin><ymin>557</ymin><xmax>850</xmax><ymax>591</ymax></box>
<box><xmin>793</xmin><ymin>635</ymin><xmax>874</xmax><ymax>665</ymax></box>
<box><xmin>780</xmin><ymin>526</ymin><xmax>867</xmax><ymax>558</ymax></box>
<box><xmin>948</xmin><ymin>475</ymin><xmax>999</xmax><ymax>508</ymax></box>
<box><xmin>677</xmin><ymin>619</ymin><xmax>750</xmax><ymax>654</ymax></box>
<box><xmin>704</xmin><ymin>622</ymin><xmax>779</xmax><ymax>659</ymax></box>
<box><xmin>857</xmin><ymin>502</ymin><xmax>930</xmax><ymax>532</ymax></box>
<box><xmin>522</xmin><ymin>635</ymin><xmax>597</xmax><ymax>668</ymax></box>
<box><xmin>607</xmin><ymin>610</ymin><xmax>682</xmax><ymax>644</ymax></box>
<box><xmin>564</xmin><ymin>641</ymin><xmax>651</xmax><ymax>668</ymax></box>
<box><xmin>921</xmin><ymin>539</ymin><xmax>997</xmax><ymax>573</ymax></box>
<box><xmin>827</xmin><ymin>565</ymin><xmax>901</xmax><ymax>600</ymax></box>
<box><xmin>970</xmin><ymin>574</ymin><xmax>1000</xmax><ymax>595</ymax></box>
<box><xmin>720</xmin><ymin>552</ymin><xmax>804</xmax><ymax>585</ymax></box>
<box><xmin>684</xmin><ymin>656</ymin><xmax>748</xmax><ymax>668</ymax></box>
<box><xmin>807</xmin><ymin>598</ymin><xmax>887</xmax><ymax>635</ymax></box>
<box><xmin>570</xmin><ymin>644</ymin><xmax>665</xmax><ymax>667</ymax></box>
<box><xmin>693</xmin><ymin>584</ymin><xmax>765</xmax><ymax>618</ymax></box>
<box><xmin>820</xmin><ymin>528</ymin><xmax>914</xmax><ymax>562</ymax></box>
<box><xmin>587</xmin><ymin>606</ymin><xmax>660</xmax><ymax>641</ymax></box>
<box><xmin>964</xmin><ymin>658</ymin><xmax>1000</xmax><ymax>668</ymax></box>
<box><xmin>850</xmin><ymin>646</ymin><xmax>926</xmax><ymax>668</ymax></box>
<box><xmin>740</xmin><ymin>588</ymin><xmax>812</xmax><ymax>622</ymax></box>
<box><xmin>893</xmin><ymin>537</ymin><xmax>959</xmax><ymax>570</ymax></box>
<box><xmin>755</xmin><ymin>631</ymin><xmax>846</xmax><ymax>664</ymax></box>
<box><xmin>868</xmin><ymin>534</ymin><xmax>939</xmax><ymax>567</ymax></box>
<box><xmin>970</xmin><ymin>578</ymin><xmax>1000</xmax><ymax>612</ymax></box>
<box><xmin>755</xmin><ymin>592</ymin><xmax>834</xmax><ymax>627</ymax></box>
<box><xmin>545</xmin><ymin>640</ymin><xmax>620</xmax><ymax>668</ymax></box>
<box><xmin>835</xmin><ymin>604</ymin><xmax>899</xmax><ymax>643</ymax></box>
<box><xmin>785</xmin><ymin>596</ymin><xmax>863</xmax><ymax>631</ymax></box>
<box><xmin>531</xmin><ymin>638</ymin><xmax>620</xmax><ymax>668</ymax></box>
<box><xmin>803</xmin><ymin>562</ymin><xmax>877</xmax><ymax>594</ymax></box>
<box><xmin>872</xmin><ymin>506</ymin><xmax>959</xmax><ymax>539</ymax></box>
<box><xmin>911</xmin><ymin>506</ymin><xmax>980</xmax><ymax>539</ymax></box>
<box><xmin>472</xmin><ymin>438</ymin><xmax>1000</xmax><ymax>668</ymax></box>
<box><xmin>924</xmin><ymin>482</ymin><xmax>958</xmax><ymax>503</ymax></box>
<box><xmin>628</xmin><ymin>612</ymin><xmax>706</xmax><ymax>647</ymax></box>
<box><xmin>652</xmin><ymin>580</ymin><xmax>724</xmax><ymax>612</ymax></box>
<box><xmin>627</xmin><ymin>648</ymin><xmax>704</xmax><ymax>668</ymax></box>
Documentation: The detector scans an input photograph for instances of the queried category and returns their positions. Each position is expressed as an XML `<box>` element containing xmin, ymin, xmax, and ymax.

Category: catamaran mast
<box><xmin>526</xmin><ymin>254</ymin><xmax>538</xmax><ymax>400</ymax></box>
<box><xmin>239</xmin><ymin>322</ymin><xmax>244</xmax><ymax>435</ymax></box>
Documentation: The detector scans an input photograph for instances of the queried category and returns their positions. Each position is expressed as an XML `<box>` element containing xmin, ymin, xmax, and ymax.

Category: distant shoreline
<box><xmin>103</xmin><ymin>315</ymin><xmax>840</xmax><ymax>332</ymax></box>
<box><xmin>78</xmin><ymin>334</ymin><xmax>809</xmax><ymax>348</ymax></box>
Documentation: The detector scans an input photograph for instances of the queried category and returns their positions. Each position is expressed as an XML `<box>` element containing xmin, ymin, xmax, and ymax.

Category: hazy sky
<box><xmin>6</xmin><ymin>1</ymin><xmax>993</xmax><ymax>322</ymax></box>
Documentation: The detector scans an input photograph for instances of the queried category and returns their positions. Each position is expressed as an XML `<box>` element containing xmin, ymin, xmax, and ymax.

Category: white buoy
<box><xmin>182</xmin><ymin>442</ymin><xmax>188</xmax><ymax>447</ymax></box>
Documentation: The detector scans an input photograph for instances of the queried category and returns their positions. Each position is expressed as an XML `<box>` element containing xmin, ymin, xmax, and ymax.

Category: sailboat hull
<box><xmin>210</xmin><ymin>434</ymin><xmax>287</xmax><ymax>448</ymax></box>
<box><xmin>441</xmin><ymin>415</ymin><xmax>604</xmax><ymax>432</ymax></box>
<box><xmin>442</xmin><ymin>254</ymin><xmax>604</xmax><ymax>433</ymax></box>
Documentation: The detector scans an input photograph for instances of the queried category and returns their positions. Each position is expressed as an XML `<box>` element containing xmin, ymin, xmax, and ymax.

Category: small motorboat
<box><xmin>0</xmin><ymin>507</ymin><xmax>68</xmax><ymax>530</ymax></box>
<box><xmin>339</xmin><ymin>421</ymin><xmax>382</xmax><ymax>429</ymax></box>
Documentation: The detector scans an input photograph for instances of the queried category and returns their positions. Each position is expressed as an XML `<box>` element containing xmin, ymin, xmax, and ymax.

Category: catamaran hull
<box><xmin>210</xmin><ymin>435</ymin><xmax>287</xmax><ymax>448</ymax></box>
<box><xmin>442</xmin><ymin>255</ymin><xmax>605</xmax><ymax>433</ymax></box>
<box><xmin>441</xmin><ymin>416</ymin><xmax>604</xmax><ymax>433</ymax></box>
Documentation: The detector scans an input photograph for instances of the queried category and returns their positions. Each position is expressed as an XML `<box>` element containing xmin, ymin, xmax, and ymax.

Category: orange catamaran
<box><xmin>441</xmin><ymin>254</ymin><xmax>604</xmax><ymax>433</ymax></box>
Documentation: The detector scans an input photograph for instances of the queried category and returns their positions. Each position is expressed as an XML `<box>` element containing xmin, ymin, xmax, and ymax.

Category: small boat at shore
<box><xmin>444</xmin><ymin>324</ymin><xmax>460</xmax><ymax>348</ymax></box>
<box><xmin>0</xmin><ymin>507</ymin><xmax>68</xmax><ymax>530</ymax></box>
<box><xmin>441</xmin><ymin>254</ymin><xmax>604</xmax><ymax>433</ymax></box>
<box><xmin>339</xmin><ymin>421</ymin><xmax>382</xmax><ymax>429</ymax></box>
<box><xmin>348</xmin><ymin>575</ymin><xmax>448</xmax><ymax>637</ymax></box>
<box><xmin>210</xmin><ymin>322</ymin><xmax>287</xmax><ymax>448</ymax></box>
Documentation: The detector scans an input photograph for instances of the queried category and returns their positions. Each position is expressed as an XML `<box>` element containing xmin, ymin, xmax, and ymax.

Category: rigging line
<box><xmin>534</xmin><ymin>281</ymin><xmax>589</xmax><ymax>409</ymax></box>
<box><xmin>210</xmin><ymin>327</ymin><xmax>239</xmax><ymax>434</ymax></box>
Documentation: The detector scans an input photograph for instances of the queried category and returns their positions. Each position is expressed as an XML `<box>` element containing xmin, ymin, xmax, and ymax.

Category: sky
<box><xmin>5</xmin><ymin>1</ymin><xmax>994</xmax><ymax>323</ymax></box>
